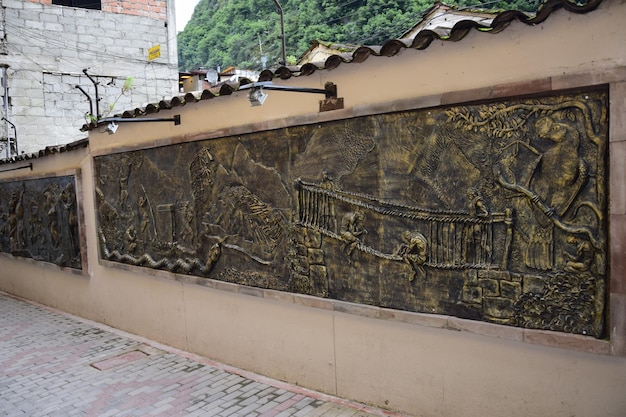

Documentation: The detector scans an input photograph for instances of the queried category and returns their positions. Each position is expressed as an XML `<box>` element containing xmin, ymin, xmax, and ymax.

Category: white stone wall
<box><xmin>0</xmin><ymin>0</ymin><xmax>178</xmax><ymax>155</ymax></box>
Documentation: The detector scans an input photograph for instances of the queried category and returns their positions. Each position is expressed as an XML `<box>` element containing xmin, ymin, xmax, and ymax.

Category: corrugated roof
<box><xmin>78</xmin><ymin>0</ymin><xmax>602</xmax><ymax>132</ymax></box>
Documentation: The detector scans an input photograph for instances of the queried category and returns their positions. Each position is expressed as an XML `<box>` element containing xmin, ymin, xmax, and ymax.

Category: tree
<box><xmin>178</xmin><ymin>0</ymin><xmax>548</xmax><ymax>72</ymax></box>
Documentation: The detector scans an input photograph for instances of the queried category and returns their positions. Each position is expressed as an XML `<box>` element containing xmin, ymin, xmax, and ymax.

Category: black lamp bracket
<box><xmin>240</xmin><ymin>82</ymin><xmax>343</xmax><ymax>112</ymax></box>
<box><xmin>240</xmin><ymin>81</ymin><xmax>338</xmax><ymax>99</ymax></box>
<box><xmin>98</xmin><ymin>115</ymin><xmax>181</xmax><ymax>125</ymax></box>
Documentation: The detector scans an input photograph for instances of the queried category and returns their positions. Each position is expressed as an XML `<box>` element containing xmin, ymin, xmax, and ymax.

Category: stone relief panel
<box><xmin>0</xmin><ymin>175</ymin><xmax>82</xmax><ymax>269</ymax></box>
<box><xmin>94</xmin><ymin>88</ymin><xmax>608</xmax><ymax>337</ymax></box>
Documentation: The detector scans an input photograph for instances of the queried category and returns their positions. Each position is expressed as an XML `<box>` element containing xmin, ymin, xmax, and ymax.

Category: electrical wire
<box><xmin>2</xmin><ymin>45</ymin><xmax>176</xmax><ymax>124</ymax></box>
<box><xmin>4</xmin><ymin>42</ymin><xmax>175</xmax><ymax>102</ymax></box>
<box><xmin>3</xmin><ymin>22</ymin><xmax>178</xmax><ymax>87</ymax></box>
<box><xmin>4</xmin><ymin>22</ymin><xmax>176</xmax><ymax>71</ymax></box>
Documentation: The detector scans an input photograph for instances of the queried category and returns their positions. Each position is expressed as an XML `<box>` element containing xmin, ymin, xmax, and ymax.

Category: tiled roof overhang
<box><xmin>80</xmin><ymin>0</ymin><xmax>602</xmax><ymax>132</ymax></box>
<box><xmin>0</xmin><ymin>139</ymin><xmax>89</xmax><ymax>166</ymax></box>
<box><xmin>261</xmin><ymin>0</ymin><xmax>602</xmax><ymax>79</ymax></box>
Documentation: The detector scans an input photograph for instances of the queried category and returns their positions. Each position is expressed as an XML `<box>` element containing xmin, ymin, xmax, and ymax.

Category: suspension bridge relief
<box><xmin>295</xmin><ymin>179</ymin><xmax>513</xmax><ymax>271</ymax></box>
<box><xmin>93</xmin><ymin>87</ymin><xmax>608</xmax><ymax>338</ymax></box>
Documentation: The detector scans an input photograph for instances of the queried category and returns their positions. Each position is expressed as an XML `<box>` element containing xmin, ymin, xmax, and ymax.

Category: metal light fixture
<box><xmin>248</xmin><ymin>87</ymin><xmax>268</xmax><ymax>107</ymax></box>
<box><xmin>240</xmin><ymin>81</ymin><xmax>343</xmax><ymax>112</ymax></box>
<box><xmin>106</xmin><ymin>122</ymin><xmax>119</xmax><ymax>134</ymax></box>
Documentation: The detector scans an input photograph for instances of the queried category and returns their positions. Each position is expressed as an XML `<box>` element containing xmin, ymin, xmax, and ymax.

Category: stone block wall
<box><xmin>462</xmin><ymin>270</ymin><xmax>537</xmax><ymax>323</ymax></box>
<box><xmin>0</xmin><ymin>0</ymin><xmax>178</xmax><ymax>154</ymax></box>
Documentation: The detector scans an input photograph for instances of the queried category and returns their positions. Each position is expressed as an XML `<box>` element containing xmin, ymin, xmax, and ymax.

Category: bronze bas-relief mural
<box><xmin>95</xmin><ymin>89</ymin><xmax>608</xmax><ymax>337</ymax></box>
<box><xmin>0</xmin><ymin>175</ymin><xmax>82</xmax><ymax>269</ymax></box>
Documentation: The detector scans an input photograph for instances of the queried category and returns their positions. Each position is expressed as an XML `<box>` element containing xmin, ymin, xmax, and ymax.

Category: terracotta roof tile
<box><xmin>0</xmin><ymin>139</ymin><xmax>89</xmax><ymax>165</ymax></box>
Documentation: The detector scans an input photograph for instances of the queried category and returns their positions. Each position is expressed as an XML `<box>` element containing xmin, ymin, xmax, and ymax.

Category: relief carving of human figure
<box><xmin>29</xmin><ymin>205</ymin><xmax>43</xmax><ymax>246</ymax></box>
<box><xmin>178</xmin><ymin>202</ymin><xmax>195</xmax><ymax>246</ymax></box>
<box><xmin>563</xmin><ymin>235</ymin><xmax>594</xmax><ymax>274</ymax></box>
<box><xmin>138</xmin><ymin>195</ymin><xmax>153</xmax><ymax>243</ymax></box>
<box><xmin>524</xmin><ymin>116</ymin><xmax>587</xmax><ymax>270</ymax></box>
<box><xmin>340</xmin><ymin>210</ymin><xmax>367</xmax><ymax>266</ymax></box>
<box><xmin>396</xmin><ymin>231</ymin><xmax>428</xmax><ymax>281</ymax></box>
<box><xmin>462</xmin><ymin>188</ymin><xmax>491</xmax><ymax>265</ymax></box>
<box><xmin>44</xmin><ymin>187</ymin><xmax>60</xmax><ymax>248</ymax></box>
<box><xmin>8</xmin><ymin>184</ymin><xmax>25</xmax><ymax>250</ymax></box>
<box><xmin>61</xmin><ymin>183</ymin><xmax>79</xmax><ymax>254</ymax></box>
<box><xmin>496</xmin><ymin>114</ymin><xmax>588</xmax><ymax>271</ymax></box>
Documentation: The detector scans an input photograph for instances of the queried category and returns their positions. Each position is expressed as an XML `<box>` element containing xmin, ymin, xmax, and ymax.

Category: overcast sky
<box><xmin>175</xmin><ymin>0</ymin><xmax>201</xmax><ymax>32</ymax></box>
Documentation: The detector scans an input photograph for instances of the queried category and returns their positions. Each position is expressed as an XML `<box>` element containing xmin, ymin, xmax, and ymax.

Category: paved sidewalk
<box><xmin>0</xmin><ymin>292</ymin><xmax>403</xmax><ymax>417</ymax></box>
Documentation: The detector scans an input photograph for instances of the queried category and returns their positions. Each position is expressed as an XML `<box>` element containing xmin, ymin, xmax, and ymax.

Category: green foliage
<box><xmin>102</xmin><ymin>76</ymin><xmax>135</xmax><ymax>119</ymax></box>
<box><xmin>178</xmin><ymin>0</ymin><xmax>545</xmax><ymax>72</ymax></box>
<box><xmin>122</xmin><ymin>76</ymin><xmax>135</xmax><ymax>93</ymax></box>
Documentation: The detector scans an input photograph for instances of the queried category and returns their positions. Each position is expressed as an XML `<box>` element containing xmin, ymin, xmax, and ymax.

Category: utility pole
<box><xmin>271</xmin><ymin>0</ymin><xmax>287</xmax><ymax>66</ymax></box>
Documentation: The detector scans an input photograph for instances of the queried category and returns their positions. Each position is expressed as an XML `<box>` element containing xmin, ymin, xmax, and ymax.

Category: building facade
<box><xmin>0</xmin><ymin>0</ymin><xmax>178</xmax><ymax>156</ymax></box>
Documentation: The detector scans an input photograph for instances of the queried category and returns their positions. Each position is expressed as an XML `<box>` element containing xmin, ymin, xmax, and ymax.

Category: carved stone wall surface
<box><xmin>0</xmin><ymin>175</ymin><xmax>82</xmax><ymax>269</ymax></box>
<box><xmin>94</xmin><ymin>88</ymin><xmax>608</xmax><ymax>337</ymax></box>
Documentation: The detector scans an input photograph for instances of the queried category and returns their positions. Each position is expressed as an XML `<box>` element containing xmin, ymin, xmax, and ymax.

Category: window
<box><xmin>52</xmin><ymin>0</ymin><xmax>101</xmax><ymax>10</ymax></box>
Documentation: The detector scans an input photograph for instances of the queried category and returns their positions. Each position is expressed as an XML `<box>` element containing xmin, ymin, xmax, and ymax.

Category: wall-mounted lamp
<box><xmin>106</xmin><ymin>122</ymin><xmax>119</xmax><ymax>135</ymax></box>
<box><xmin>248</xmin><ymin>87</ymin><xmax>268</xmax><ymax>107</ymax></box>
<box><xmin>240</xmin><ymin>81</ymin><xmax>343</xmax><ymax>112</ymax></box>
<box><xmin>97</xmin><ymin>115</ymin><xmax>181</xmax><ymax>134</ymax></box>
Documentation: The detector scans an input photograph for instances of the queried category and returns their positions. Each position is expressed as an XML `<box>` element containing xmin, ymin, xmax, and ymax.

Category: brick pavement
<box><xmin>0</xmin><ymin>292</ymin><xmax>404</xmax><ymax>417</ymax></box>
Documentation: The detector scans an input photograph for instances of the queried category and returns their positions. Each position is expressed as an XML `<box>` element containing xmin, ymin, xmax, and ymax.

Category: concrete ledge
<box><xmin>95</xmin><ymin>259</ymin><xmax>613</xmax><ymax>356</ymax></box>
<box><xmin>446</xmin><ymin>316</ymin><xmax>525</xmax><ymax>342</ymax></box>
<box><xmin>523</xmin><ymin>329</ymin><xmax>610</xmax><ymax>355</ymax></box>
<box><xmin>0</xmin><ymin>252</ymin><xmax>87</xmax><ymax>277</ymax></box>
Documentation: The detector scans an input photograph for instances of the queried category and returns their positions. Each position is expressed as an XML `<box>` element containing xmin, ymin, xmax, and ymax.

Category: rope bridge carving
<box><xmin>295</xmin><ymin>179</ymin><xmax>513</xmax><ymax>270</ymax></box>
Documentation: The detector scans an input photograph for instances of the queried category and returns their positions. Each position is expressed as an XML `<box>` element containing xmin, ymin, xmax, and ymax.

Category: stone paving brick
<box><xmin>294</xmin><ymin>404</ymin><xmax>318</xmax><ymax>416</ymax></box>
<box><xmin>259</xmin><ymin>410</ymin><xmax>281</xmax><ymax>417</ymax></box>
<box><xmin>221</xmin><ymin>405</ymin><xmax>244</xmax><ymax>416</ymax></box>
<box><xmin>257</xmin><ymin>400</ymin><xmax>281</xmax><ymax>413</ymax></box>
<box><xmin>99</xmin><ymin>408</ymin><xmax>122</xmax><ymax>417</ymax></box>
<box><xmin>186</xmin><ymin>410</ymin><xmax>209</xmax><ymax>417</ymax></box>
<box><xmin>0</xmin><ymin>292</ymin><xmax>402</xmax><ymax>417</ymax></box>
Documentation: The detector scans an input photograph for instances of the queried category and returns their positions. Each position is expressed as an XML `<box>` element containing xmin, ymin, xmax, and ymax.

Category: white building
<box><xmin>0</xmin><ymin>0</ymin><xmax>179</xmax><ymax>156</ymax></box>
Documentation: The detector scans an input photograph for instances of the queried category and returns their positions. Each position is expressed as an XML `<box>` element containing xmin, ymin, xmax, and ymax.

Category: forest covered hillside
<box><xmin>177</xmin><ymin>0</ymin><xmax>544</xmax><ymax>72</ymax></box>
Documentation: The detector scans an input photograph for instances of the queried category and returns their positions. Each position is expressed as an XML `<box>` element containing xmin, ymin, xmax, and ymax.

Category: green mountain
<box><xmin>177</xmin><ymin>0</ymin><xmax>542</xmax><ymax>72</ymax></box>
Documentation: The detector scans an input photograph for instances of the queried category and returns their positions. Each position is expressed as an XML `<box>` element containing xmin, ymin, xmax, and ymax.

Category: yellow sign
<box><xmin>148</xmin><ymin>44</ymin><xmax>161</xmax><ymax>61</ymax></box>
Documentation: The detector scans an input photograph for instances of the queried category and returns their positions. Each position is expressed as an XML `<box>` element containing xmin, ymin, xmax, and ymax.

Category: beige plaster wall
<box><xmin>333</xmin><ymin>313</ymin><xmax>626</xmax><ymax>417</ymax></box>
<box><xmin>1</xmin><ymin>1</ymin><xmax>626</xmax><ymax>416</ymax></box>
<box><xmin>88</xmin><ymin>0</ymin><xmax>626</xmax><ymax>153</ymax></box>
